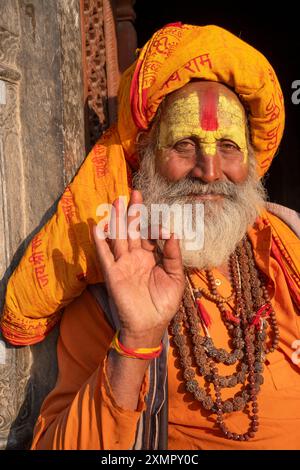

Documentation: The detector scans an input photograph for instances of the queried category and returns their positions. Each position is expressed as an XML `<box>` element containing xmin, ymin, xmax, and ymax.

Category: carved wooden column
<box><xmin>80</xmin><ymin>0</ymin><xmax>137</xmax><ymax>148</ymax></box>
<box><xmin>0</xmin><ymin>1</ymin><xmax>30</xmax><ymax>449</ymax></box>
<box><xmin>0</xmin><ymin>1</ymin><xmax>24</xmax><ymax>316</ymax></box>
<box><xmin>80</xmin><ymin>0</ymin><xmax>109</xmax><ymax>148</ymax></box>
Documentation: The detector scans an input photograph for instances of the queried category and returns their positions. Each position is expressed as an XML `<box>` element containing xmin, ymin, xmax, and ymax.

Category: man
<box><xmin>1</xmin><ymin>24</ymin><xmax>300</xmax><ymax>450</ymax></box>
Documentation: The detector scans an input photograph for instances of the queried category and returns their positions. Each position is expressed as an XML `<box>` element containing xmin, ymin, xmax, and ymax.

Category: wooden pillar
<box><xmin>113</xmin><ymin>0</ymin><xmax>137</xmax><ymax>73</ymax></box>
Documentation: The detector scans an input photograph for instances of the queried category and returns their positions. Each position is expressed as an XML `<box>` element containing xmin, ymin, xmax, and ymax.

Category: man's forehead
<box><xmin>164</xmin><ymin>81</ymin><xmax>245</xmax><ymax>116</ymax></box>
<box><xmin>157</xmin><ymin>80</ymin><xmax>248</xmax><ymax>158</ymax></box>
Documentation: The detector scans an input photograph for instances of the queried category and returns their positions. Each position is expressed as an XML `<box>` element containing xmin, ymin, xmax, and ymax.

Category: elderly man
<box><xmin>1</xmin><ymin>24</ymin><xmax>300</xmax><ymax>450</ymax></box>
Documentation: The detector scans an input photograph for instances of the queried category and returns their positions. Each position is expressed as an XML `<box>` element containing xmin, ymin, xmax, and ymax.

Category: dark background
<box><xmin>134</xmin><ymin>0</ymin><xmax>300</xmax><ymax>212</ymax></box>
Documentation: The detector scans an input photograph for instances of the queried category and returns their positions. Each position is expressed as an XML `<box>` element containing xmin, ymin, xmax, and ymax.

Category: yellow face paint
<box><xmin>158</xmin><ymin>90</ymin><xmax>248</xmax><ymax>161</ymax></box>
<box><xmin>218</xmin><ymin>95</ymin><xmax>248</xmax><ymax>161</ymax></box>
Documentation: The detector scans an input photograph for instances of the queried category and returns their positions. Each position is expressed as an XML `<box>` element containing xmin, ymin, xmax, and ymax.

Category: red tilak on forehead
<box><xmin>200</xmin><ymin>88</ymin><xmax>219</xmax><ymax>131</ymax></box>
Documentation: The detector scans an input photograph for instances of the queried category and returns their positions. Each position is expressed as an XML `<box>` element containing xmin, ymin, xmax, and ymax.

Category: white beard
<box><xmin>133</xmin><ymin>145</ymin><xmax>266</xmax><ymax>270</ymax></box>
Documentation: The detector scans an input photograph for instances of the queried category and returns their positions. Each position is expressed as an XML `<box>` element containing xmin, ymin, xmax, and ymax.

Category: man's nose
<box><xmin>190</xmin><ymin>147</ymin><xmax>222</xmax><ymax>183</ymax></box>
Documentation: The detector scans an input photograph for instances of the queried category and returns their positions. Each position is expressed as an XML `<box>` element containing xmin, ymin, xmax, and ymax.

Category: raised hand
<box><xmin>93</xmin><ymin>190</ymin><xmax>185</xmax><ymax>348</ymax></box>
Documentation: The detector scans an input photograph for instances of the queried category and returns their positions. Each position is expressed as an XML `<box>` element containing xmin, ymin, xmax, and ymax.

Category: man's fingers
<box><xmin>93</xmin><ymin>225</ymin><xmax>114</xmax><ymax>272</ymax></box>
<box><xmin>110</xmin><ymin>197</ymin><xmax>128</xmax><ymax>259</ymax></box>
<box><xmin>162</xmin><ymin>234</ymin><xmax>184</xmax><ymax>277</ymax></box>
<box><xmin>141</xmin><ymin>238</ymin><xmax>157</xmax><ymax>252</ymax></box>
<box><xmin>140</xmin><ymin>225</ymin><xmax>170</xmax><ymax>256</ymax></box>
<box><xmin>127</xmin><ymin>190</ymin><xmax>143</xmax><ymax>251</ymax></box>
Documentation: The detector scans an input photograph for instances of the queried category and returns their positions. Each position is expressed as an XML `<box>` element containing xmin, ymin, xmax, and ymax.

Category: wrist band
<box><xmin>110</xmin><ymin>330</ymin><xmax>163</xmax><ymax>360</ymax></box>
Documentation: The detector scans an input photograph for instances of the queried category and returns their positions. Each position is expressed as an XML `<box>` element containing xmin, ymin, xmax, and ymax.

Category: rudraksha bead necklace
<box><xmin>170</xmin><ymin>236</ymin><xmax>279</xmax><ymax>441</ymax></box>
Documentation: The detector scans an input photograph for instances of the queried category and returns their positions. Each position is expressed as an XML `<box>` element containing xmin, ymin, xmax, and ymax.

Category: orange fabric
<box><xmin>30</xmin><ymin>221</ymin><xmax>300</xmax><ymax>450</ymax></box>
<box><xmin>1</xmin><ymin>127</ymin><xmax>130</xmax><ymax>345</ymax></box>
<box><xmin>0</xmin><ymin>24</ymin><xmax>287</xmax><ymax>346</ymax></box>
<box><xmin>31</xmin><ymin>290</ymin><xmax>148</xmax><ymax>450</ymax></box>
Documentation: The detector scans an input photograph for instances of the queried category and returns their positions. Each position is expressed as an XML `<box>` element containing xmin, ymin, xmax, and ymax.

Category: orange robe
<box><xmin>30</xmin><ymin>221</ymin><xmax>300</xmax><ymax>450</ymax></box>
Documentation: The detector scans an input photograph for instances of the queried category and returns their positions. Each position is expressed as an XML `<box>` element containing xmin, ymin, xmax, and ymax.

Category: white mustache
<box><xmin>156</xmin><ymin>178</ymin><xmax>239</xmax><ymax>201</ymax></box>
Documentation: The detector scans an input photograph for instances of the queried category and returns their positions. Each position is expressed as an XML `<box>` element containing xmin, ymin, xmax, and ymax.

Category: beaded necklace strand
<box><xmin>170</xmin><ymin>235</ymin><xmax>279</xmax><ymax>441</ymax></box>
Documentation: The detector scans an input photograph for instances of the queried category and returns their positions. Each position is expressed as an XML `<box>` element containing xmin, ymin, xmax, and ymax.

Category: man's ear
<box><xmin>135</xmin><ymin>126</ymin><xmax>158</xmax><ymax>160</ymax></box>
<box><xmin>135</xmin><ymin>106</ymin><xmax>162</xmax><ymax>159</ymax></box>
<box><xmin>136</xmin><ymin>130</ymin><xmax>149</xmax><ymax>146</ymax></box>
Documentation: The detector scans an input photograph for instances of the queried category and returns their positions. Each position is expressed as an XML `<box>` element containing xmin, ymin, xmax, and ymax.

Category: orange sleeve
<box><xmin>1</xmin><ymin>128</ymin><xmax>130</xmax><ymax>345</ymax></box>
<box><xmin>31</xmin><ymin>358</ymin><xmax>148</xmax><ymax>450</ymax></box>
<box><xmin>30</xmin><ymin>289</ymin><xmax>148</xmax><ymax>450</ymax></box>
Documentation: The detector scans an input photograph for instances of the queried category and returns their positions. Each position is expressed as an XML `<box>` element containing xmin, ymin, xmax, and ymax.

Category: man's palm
<box><xmin>93</xmin><ymin>191</ymin><xmax>185</xmax><ymax>339</ymax></box>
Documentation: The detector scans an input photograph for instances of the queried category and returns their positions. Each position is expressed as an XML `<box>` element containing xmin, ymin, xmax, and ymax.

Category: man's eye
<box><xmin>174</xmin><ymin>141</ymin><xmax>195</xmax><ymax>152</ymax></box>
<box><xmin>219</xmin><ymin>140</ymin><xmax>240</xmax><ymax>151</ymax></box>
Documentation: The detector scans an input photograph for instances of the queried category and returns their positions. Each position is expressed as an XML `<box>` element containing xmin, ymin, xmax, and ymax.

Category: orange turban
<box><xmin>118</xmin><ymin>23</ymin><xmax>285</xmax><ymax>176</ymax></box>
